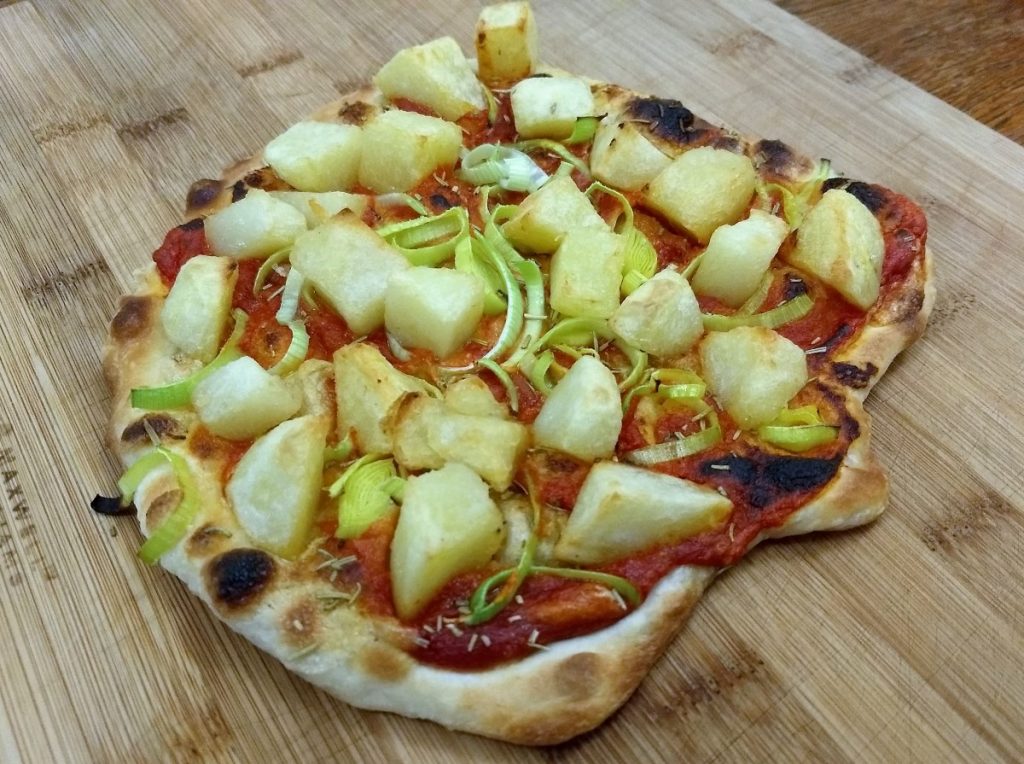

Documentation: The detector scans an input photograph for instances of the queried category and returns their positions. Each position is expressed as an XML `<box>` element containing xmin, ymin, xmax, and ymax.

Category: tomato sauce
<box><xmin>153</xmin><ymin>220</ymin><xmax>209</xmax><ymax>286</ymax></box>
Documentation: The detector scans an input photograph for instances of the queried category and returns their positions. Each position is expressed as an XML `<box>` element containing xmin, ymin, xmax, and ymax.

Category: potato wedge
<box><xmin>591</xmin><ymin>115</ymin><xmax>671</xmax><ymax>192</ymax></box>
<box><xmin>227</xmin><ymin>416</ymin><xmax>328</xmax><ymax>559</ymax></box>
<box><xmin>532</xmin><ymin>356</ymin><xmax>622</xmax><ymax>461</ymax></box>
<box><xmin>334</xmin><ymin>343</ymin><xmax>427</xmax><ymax>453</ymax></box>
<box><xmin>159</xmin><ymin>255</ymin><xmax>237</xmax><ymax>363</ymax></box>
<box><xmin>290</xmin><ymin>212</ymin><xmax>409</xmax><ymax>335</ymax></box>
<box><xmin>700</xmin><ymin>326</ymin><xmax>807</xmax><ymax>429</ymax></box>
<box><xmin>374</xmin><ymin>37</ymin><xmax>485</xmax><ymax>121</ymax></box>
<box><xmin>510</xmin><ymin>76</ymin><xmax>594</xmax><ymax>139</ymax></box>
<box><xmin>609</xmin><ymin>269</ymin><xmax>703</xmax><ymax>357</ymax></box>
<box><xmin>784</xmin><ymin>188</ymin><xmax>885</xmax><ymax>310</ymax></box>
<box><xmin>358</xmin><ymin>109</ymin><xmax>463</xmax><ymax>193</ymax></box>
<box><xmin>427</xmin><ymin>411</ymin><xmax>529</xmax><ymax>491</ymax></box>
<box><xmin>268</xmin><ymin>191</ymin><xmax>367</xmax><ymax>227</ymax></box>
<box><xmin>390</xmin><ymin>463</ymin><xmax>504</xmax><ymax>620</ymax></box>
<box><xmin>191</xmin><ymin>356</ymin><xmax>301</xmax><ymax>440</ymax></box>
<box><xmin>554</xmin><ymin>462</ymin><xmax>733</xmax><ymax>565</ymax></box>
<box><xmin>263</xmin><ymin>121</ymin><xmax>362</xmax><ymax>192</ymax></box>
<box><xmin>444</xmin><ymin>376</ymin><xmax>507</xmax><ymax>418</ymax></box>
<box><xmin>204</xmin><ymin>189</ymin><xmax>307</xmax><ymax>259</ymax></box>
<box><xmin>384</xmin><ymin>267</ymin><xmax>484</xmax><ymax>358</ymax></box>
<box><xmin>475</xmin><ymin>1</ymin><xmax>538</xmax><ymax>84</ymax></box>
<box><xmin>502</xmin><ymin>175</ymin><xmax>607</xmax><ymax>254</ymax></box>
<box><xmin>643</xmin><ymin>147</ymin><xmax>756</xmax><ymax>243</ymax></box>
<box><xmin>549</xmin><ymin>229</ymin><xmax>624</xmax><ymax>319</ymax></box>
<box><xmin>691</xmin><ymin>210</ymin><xmax>790</xmax><ymax>308</ymax></box>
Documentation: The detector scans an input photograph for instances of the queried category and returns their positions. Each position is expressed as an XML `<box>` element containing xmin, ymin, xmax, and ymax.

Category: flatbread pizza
<box><xmin>96</xmin><ymin>1</ymin><xmax>933</xmax><ymax>744</ymax></box>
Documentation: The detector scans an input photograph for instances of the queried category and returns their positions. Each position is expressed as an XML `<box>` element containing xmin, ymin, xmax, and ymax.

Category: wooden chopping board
<box><xmin>1</xmin><ymin>0</ymin><xmax>1021</xmax><ymax>760</ymax></box>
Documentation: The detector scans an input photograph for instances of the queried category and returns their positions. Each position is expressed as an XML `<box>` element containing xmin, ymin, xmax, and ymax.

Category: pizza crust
<box><xmin>101</xmin><ymin>74</ymin><xmax>931</xmax><ymax>744</ymax></box>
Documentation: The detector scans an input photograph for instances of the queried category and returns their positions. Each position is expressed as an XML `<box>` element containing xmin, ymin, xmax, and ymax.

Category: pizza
<box><xmin>96</xmin><ymin>1</ymin><xmax>933</xmax><ymax>745</ymax></box>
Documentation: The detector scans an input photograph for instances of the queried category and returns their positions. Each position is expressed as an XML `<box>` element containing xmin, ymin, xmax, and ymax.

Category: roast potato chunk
<box><xmin>290</xmin><ymin>213</ymin><xmax>409</xmax><ymax>335</ymax></box>
<box><xmin>384</xmin><ymin>267</ymin><xmax>484</xmax><ymax>358</ymax></box>
<box><xmin>691</xmin><ymin>210</ymin><xmax>790</xmax><ymax>308</ymax></box>
<box><xmin>502</xmin><ymin>175</ymin><xmax>607</xmax><ymax>254</ymax></box>
<box><xmin>532</xmin><ymin>356</ymin><xmax>622</xmax><ymax>461</ymax></box>
<box><xmin>390</xmin><ymin>463</ymin><xmax>504</xmax><ymax>619</ymax></box>
<box><xmin>510</xmin><ymin>76</ymin><xmax>594</xmax><ymax>139</ymax></box>
<box><xmin>554</xmin><ymin>462</ymin><xmax>733</xmax><ymax>564</ymax></box>
<box><xmin>392</xmin><ymin>396</ymin><xmax>529</xmax><ymax>490</ymax></box>
<box><xmin>227</xmin><ymin>416</ymin><xmax>328</xmax><ymax>559</ymax></box>
<box><xmin>475</xmin><ymin>1</ymin><xmax>538</xmax><ymax>84</ymax></box>
<box><xmin>591</xmin><ymin>115</ymin><xmax>671</xmax><ymax>192</ymax></box>
<box><xmin>643</xmin><ymin>147</ymin><xmax>756</xmax><ymax>243</ymax></box>
<box><xmin>609</xmin><ymin>269</ymin><xmax>703</xmax><ymax>357</ymax></box>
<box><xmin>700</xmin><ymin>327</ymin><xmax>807</xmax><ymax>429</ymax></box>
<box><xmin>549</xmin><ymin>229</ymin><xmax>624</xmax><ymax>319</ymax></box>
<box><xmin>263</xmin><ymin>121</ymin><xmax>363</xmax><ymax>192</ymax></box>
<box><xmin>334</xmin><ymin>343</ymin><xmax>427</xmax><ymax>453</ymax></box>
<box><xmin>358</xmin><ymin>109</ymin><xmax>463</xmax><ymax>193</ymax></box>
<box><xmin>204</xmin><ymin>189</ymin><xmax>307</xmax><ymax>259</ymax></box>
<box><xmin>374</xmin><ymin>37</ymin><xmax>485</xmax><ymax>121</ymax></box>
<box><xmin>159</xmin><ymin>255</ymin><xmax>236</xmax><ymax>363</ymax></box>
<box><xmin>268</xmin><ymin>191</ymin><xmax>367</xmax><ymax>226</ymax></box>
<box><xmin>784</xmin><ymin>188</ymin><xmax>885</xmax><ymax>310</ymax></box>
<box><xmin>191</xmin><ymin>357</ymin><xmax>301</xmax><ymax>440</ymax></box>
<box><xmin>444</xmin><ymin>376</ymin><xmax>507</xmax><ymax>418</ymax></box>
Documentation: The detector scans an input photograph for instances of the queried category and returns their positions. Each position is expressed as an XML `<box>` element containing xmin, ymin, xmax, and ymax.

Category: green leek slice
<box><xmin>130</xmin><ymin>310</ymin><xmax>248</xmax><ymax>410</ymax></box>
<box><xmin>326</xmin><ymin>453</ymin><xmax>384</xmax><ymax>498</ymax></box>
<box><xmin>680</xmin><ymin>253</ymin><xmax>704</xmax><ymax>281</ymax></box>
<box><xmin>375</xmin><ymin>193</ymin><xmax>429</xmax><ymax>216</ymax></box>
<box><xmin>478</xmin><ymin>358</ymin><xmax>519</xmax><ymax>413</ymax></box>
<box><xmin>252</xmin><ymin>246</ymin><xmax>291</xmax><ymax>296</ymax></box>
<box><xmin>458</xmin><ymin>144</ymin><xmax>549</xmax><ymax>193</ymax></box>
<box><xmin>757</xmin><ymin>159</ymin><xmax>831</xmax><ymax>229</ymax></box>
<box><xmin>736</xmin><ymin>272</ymin><xmax>774</xmax><ymax>316</ymax></box>
<box><xmin>268</xmin><ymin>320</ymin><xmax>309</xmax><ymax>376</ymax></box>
<box><xmin>453</xmin><ymin>236</ymin><xmax>506</xmax><ymax>315</ymax></box>
<box><xmin>758</xmin><ymin>424</ymin><xmax>838</xmax><ymax>453</ymax></box>
<box><xmin>376</xmin><ymin>206</ymin><xmax>469</xmax><ymax>266</ymax></box>
<box><xmin>529</xmin><ymin>565</ymin><xmax>641</xmax><ymax>605</ymax></box>
<box><xmin>618</xmin><ymin>343</ymin><xmax>648</xmax><ymax>392</ymax></box>
<box><xmin>323</xmin><ymin>437</ymin><xmax>353</xmax><ymax>463</ymax></box>
<box><xmin>619</xmin><ymin>230</ymin><xmax>658</xmax><ymax>296</ymax></box>
<box><xmin>702</xmin><ymin>294</ymin><xmax>813</xmax><ymax>331</ymax></box>
<box><xmin>526</xmin><ymin>349</ymin><xmax>556</xmax><ymax>395</ymax></box>
<box><xmin>624</xmin><ymin>422</ymin><xmax>723</xmax><ymax>466</ymax></box>
<box><xmin>482</xmin><ymin>83</ymin><xmax>498</xmax><ymax>126</ymax></box>
<box><xmin>565</xmin><ymin>117</ymin><xmax>599</xmax><ymax>145</ymax></box>
<box><xmin>116</xmin><ymin>450</ymin><xmax>168</xmax><ymax>506</ymax></box>
<box><xmin>137</xmin><ymin>448</ymin><xmax>200</xmax><ymax>565</ymax></box>
<box><xmin>336</xmin><ymin>458</ymin><xmax>398</xmax><ymax>539</ymax></box>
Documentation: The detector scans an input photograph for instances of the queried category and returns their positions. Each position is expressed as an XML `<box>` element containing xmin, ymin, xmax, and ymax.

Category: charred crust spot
<box><xmin>146</xmin><ymin>489</ymin><xmax>183</xmax><ymax>528</ymax></box>
<box><xmin>337</xmin><ymin>101</ymin><xmax>375</xmax><ymax>126</ymax></box>
<box><xmin>822</xmin><ymin>178</ymin><xmax>885</xmax><ymax>214</ymax></box>
<box><xmin>187</xmin><ymin>524</ymin><xmax>233</xmax><ymax>557</ymax></box>
<box><xmin>753</xmin><ymin>139</ymin><xmax>814</xmax><ymax>180</ymax></box>
<box><xmin>230</xmin><ymin>181</ymin><xmax>247</xmax><ymax>203</ymax></box>
<box><xmin>627</xmin><ymin>96</ymin><xmax>703</xmax><ymax>145</ymax></box>
<box><xmin>784</xmin><ymin>275</ymin><xmax>808</xmax><ymax>300</ymax></box>
<box><xmin>712</xmin><ymin>136</ymin><xmax>744</xmax><ymax>154</ymax></box>
<box><xmin>890</xmin><ymin>287</ymin><xmax>925</xmax><ymax>324</ymax></box>
<box><xmin>206</xmin><ymin>549</ymin><xmax>275</xmax><ymax>610</ymax></box>
<box><xmin>823</xmin><ymin>322</ymin><xmax>853</xmax><ymax>352</ymax></box>
<box><xmin>121</xmin><ymin>414</ymin><xmax>186</xmax><ymax>444</ymax></box>
<box><xmin>832</xmin><ymin>361</ymin><xmax>878</xmax><ymax>389</ymax></box>
<box><xmin>702</xmin><ymin>454</ymin><xmax>843</xmax><ymax>508</ymax></box>
<box><xmin>243</xmin><ymin>166</ymin><xmax>287</xmax><ymax>191</ymax></box>
<box><xmin>111</xmin><ymin>296</ymin><xmax>154</xmax><ymax>341</ymax></box>
<box><xmin>179</xmin><ymin>217</ymin><xmax>205</xmax><ymax>231</ymax></box>
<box><xmin>186</xmin><ymin>178</ymin><xmax>223</xmax><ymax>212</ymax></box>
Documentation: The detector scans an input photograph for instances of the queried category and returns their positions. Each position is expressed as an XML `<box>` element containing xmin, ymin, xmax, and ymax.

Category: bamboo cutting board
<box><xmin>1</xmin><ymin>0</ymin><xmax>1022</xmax><ymax>761</ymax></box>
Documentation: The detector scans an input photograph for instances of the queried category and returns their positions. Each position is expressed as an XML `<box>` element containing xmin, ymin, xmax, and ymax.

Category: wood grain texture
<box><xmin>778</xmin><ymin>0</ymin><xmax>1024</xmax><ymax>144</ymax></box>
<box><xmin>0</xmin><ymin>0</ymin><xmax>1022</xmax><ymax>761</ymax></box>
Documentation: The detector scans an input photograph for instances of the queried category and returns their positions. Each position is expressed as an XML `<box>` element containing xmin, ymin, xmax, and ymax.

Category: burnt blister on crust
<box><xmin>822</xmin><ymin>178</ymin><xmax>885</xmax><ymax>213</ymax></box>
<box><xmin>832</xmin><ymin>361</ymin><xmax>878</xmax><ymax>389</ymax></box>
<box><xmin>186</xmin><ymin>178</ymin><xmax>223</xmax><ymax>213</ymax></box>
<box><xmin>752</xmin><ymin>139</ymin><xmax>815</xmax><ymax>181</ymax></box>
<box><xmin>625</xmin><ymin>96</ymin><xmax>712</xmax><ymax>147</ymax></box>
<box><xmin>121</xmin><ymin>414</ymin><xmax>187</xmax><ymax>444</ymax></box>
<box><xmin>701</xmin><ymin>454</ymin><xmax>844</xmax><ymax>509</ymax></box>
<box><xmin>230</xmin><ymin>181</ymin><xmax>248</xmax><ymax>203</ymax></box>
<box><xmin>110</xmin><ymin>295</ymin><xmax>154</xmax><ymax>341</ymax></box>
<box><xmin>206</xmin><ymin>549</ymin><xmax>276</xmax><ymax>610</ymax></box>
<box><xmin>337</xmin><ymin>101</ymin><xmax>375</xmax><ymax>126</ymax></box>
